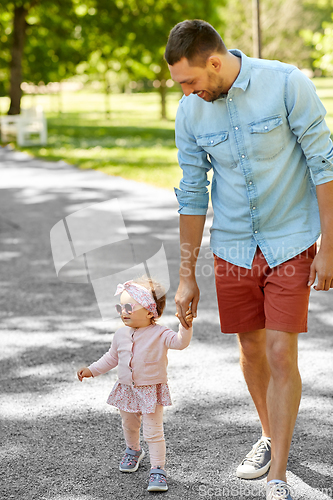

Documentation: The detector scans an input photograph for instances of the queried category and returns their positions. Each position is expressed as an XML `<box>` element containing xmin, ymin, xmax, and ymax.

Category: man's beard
<box><xmin>206</xmin><ymin>74</ymin><xmax>225</xmax><ymax>102</ymax></box>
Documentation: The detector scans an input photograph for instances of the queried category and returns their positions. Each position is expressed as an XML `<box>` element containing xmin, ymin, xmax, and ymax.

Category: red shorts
<box><xmin>214</xmin><ymin>245</ymin><xmax>316</xmax><ymax>334</ymax></box>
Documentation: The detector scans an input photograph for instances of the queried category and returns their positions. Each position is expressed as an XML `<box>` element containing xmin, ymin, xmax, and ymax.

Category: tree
<box><xmin>312</xmin><ymin>21</ymin><xmax>333</xmax><ymax>75</ymax></box>
<box><xmin>218</xmin><ymin>0</ymin><xmax>327</xmax><ymax>68</ymax></box>
<box><xmin>300</xmin><ymin>1</ymin><xmax>333</xmax><ymax>75</ymax></box>
<box><xmin>1</xmin><ymin>0</ymin><xmax>85</xmax><ymax>114</ymax></box>
<box><xmin>1</xmin><ymin>2</ymin><xmax>37</xmax><ymax>114</ymax></box>
<box><xmin>68</xmin><ymin>0</ymin><xmax>226</xmax><ymax>119</ymax></box>
<box><xmin>116</xmin><ymin>0</ymin><xmax>225</xmax><ymax>119</ymax></box>
<box><xmin>1</xmin><ymin>0</ymin><xmax>225</xmax><ymax>118</ymax></box>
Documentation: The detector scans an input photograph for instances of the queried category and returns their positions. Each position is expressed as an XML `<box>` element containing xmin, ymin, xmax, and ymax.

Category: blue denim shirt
<box><xmin>174</xmin><ymin>50</ymin><xmax>333</xmax><ymax>269</ymax></box>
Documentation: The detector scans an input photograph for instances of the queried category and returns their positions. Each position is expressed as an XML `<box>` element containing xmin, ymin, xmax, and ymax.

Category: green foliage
<box><xmin>0</xmin><ymin>0</ymin><xmax>225</xmax><ymax>106</ymax></box>
<box><xmin>300</xmin><ymin>0</ymin><xmax>333</xmax><ymax>73</ymax></box>
<box><xmin>301</xmin><ymin>2</ymin><xmax>333</xmax><ymax>75</ymax></box>
<box><xmin>23</xmin><ymin>1</ymin><xmax>85</xmax><ymax>84</ymax></box>
<box><xmin>0</xmin><ymin>3</ymin><xmax>14</xmax><ymax>95</ymax></box>
<box><xmin>220</xmin><ymin>0</ymin><xmax>324</xmax><ymax>67</ymax></box>
<box><xmin>73</xmin><ymin>0</ymin><xmax>225</xmax><ymax>86</ymax></box>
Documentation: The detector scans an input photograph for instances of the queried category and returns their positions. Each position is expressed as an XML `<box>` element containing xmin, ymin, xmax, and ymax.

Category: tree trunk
<box><xmin>158</xmin><ymin>60</ymin><xmax>169</xmax><ymax>120</ymax></box>
<box><xmin>8</xmin><ymin>5</ymin><xmax>28</xmax><ymax>115</ymax></box>
<box><xmin>159</xmin><ymin>84</ymin><xmax>167</xmax><ymax>120</ymax></box>
<box><xmin>252</xmin><ymin>0</ymin><xmax>262</xmax><ymax>58</ymax></box>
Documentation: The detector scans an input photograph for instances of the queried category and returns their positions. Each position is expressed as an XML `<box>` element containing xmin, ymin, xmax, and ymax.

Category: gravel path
<box><xmin>0</xmin><ymin>145</ymin><xmax>332</xmax><ymax>500</ymax></box>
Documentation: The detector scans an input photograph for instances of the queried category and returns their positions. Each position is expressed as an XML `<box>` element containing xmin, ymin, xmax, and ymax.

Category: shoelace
<box><xmin>121</xmin><ymin>453</ymin><xmax>139</xmax><ymax>466</ymax></box>
<box><xmin>267</xmin><ymin>482</ymin><xmax>293</xmax><ymax>500</ymax></box>
<box><xmin>150</xmin><ymin>473</ymin><xmax>166</xmax><ymax>484</ymax></box>
<box><xmin>244</xmin><ymin>437</ymin><xmax>271</xmax><ymax>464</ymax></box>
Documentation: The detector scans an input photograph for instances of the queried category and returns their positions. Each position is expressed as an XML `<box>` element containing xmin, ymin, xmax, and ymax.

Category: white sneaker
<box><xmin>236</xmin><ymin>436</ymin><xmax>271</xmax><ymax>479</ymax></box>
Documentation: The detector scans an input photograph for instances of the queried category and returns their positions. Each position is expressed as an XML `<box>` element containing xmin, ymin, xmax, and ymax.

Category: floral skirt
<box><xmin>107</xmin><ymin>380</ymin><xmax>172</xmax><ymax>414</ymax></box>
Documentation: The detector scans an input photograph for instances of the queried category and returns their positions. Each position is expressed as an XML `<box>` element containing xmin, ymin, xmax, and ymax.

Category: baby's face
<box><xmin>119</xmin><ymin>291</ymin><xmax>153</xmax><ymax>329</ymax></box>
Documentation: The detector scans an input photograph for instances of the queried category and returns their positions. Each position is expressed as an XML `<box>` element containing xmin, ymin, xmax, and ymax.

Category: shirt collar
<box><xmin>216</xmin><ymin>49</ymin><xmax>250</xmax><ymax>100</ymax></box>
<box><xmin>228</xmin><ymin>49</ymin><xmax>251</xmax><ymax>92</ymax></box>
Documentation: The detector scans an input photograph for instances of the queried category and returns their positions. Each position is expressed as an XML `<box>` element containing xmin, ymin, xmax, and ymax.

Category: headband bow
<box><xmin>115</xmin><ymin>280</ymin><xmax>158</xmax><ymax>318</ymax></box>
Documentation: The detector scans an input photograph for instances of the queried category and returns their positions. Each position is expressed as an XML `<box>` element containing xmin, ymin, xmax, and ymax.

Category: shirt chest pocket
<box><xmin>196</xmin><ymin>131</ymin><xmax>237</xmax><ymax>169</ymax></box>
<box><xmin>249</xmin><ymin>115</ymin><xmax>284</xmax><ymax>161</ymax></box>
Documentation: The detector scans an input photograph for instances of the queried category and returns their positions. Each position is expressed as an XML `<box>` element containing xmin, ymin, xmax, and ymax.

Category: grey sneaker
<box><xmin>147</xmin><ymin>466</ymin><xmax>168</xmax><ymax>492</ymax></box>
<box><xmin>236</xmin><ymin>436</ymin><xmax>271</xmax><ymax>479</ymax></box>
<box><xmin>267</xmin><ymin>480</ymin><xmax>293</xmax><ymax>500</ymax></box>
<box><xmin>119</xmin><ymin>447</ymin><xmax>145</xmax><ymax>472</ymax></box>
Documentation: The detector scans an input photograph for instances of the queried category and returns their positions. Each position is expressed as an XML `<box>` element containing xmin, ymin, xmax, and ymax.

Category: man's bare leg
<box><xmin>265</xmin><ymin>329</ymin><xmax>301</xmax><ymax>482</ymax></box>
<box><xmin>237</xmin><ymin>328</ymin><xmax>271</xmax><ymax>437</ymax></box>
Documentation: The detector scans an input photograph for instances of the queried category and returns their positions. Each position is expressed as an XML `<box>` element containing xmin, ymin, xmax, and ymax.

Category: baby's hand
<box><xmin>77</xmin><ymin>367</ymin><xmax>93</xmax><ymax>382</ymax></box>
<box><xmin>176</xmin><ymin>309</ymin><xmax>194</xmax><ymax>326</ymax></box>
<box><xmin>185</xmin><ymin>309</ymin><xmax>194</xmax><ymax>326</ymax></box>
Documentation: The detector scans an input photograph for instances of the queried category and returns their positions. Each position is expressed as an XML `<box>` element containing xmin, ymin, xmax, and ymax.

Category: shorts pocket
<box><xmin>196</xmin><ymin>131</ymin><xmax>237</xmax><ymax>169</ymax></box>
<box><xmin>249</xmin><ymin>115</ymin><xmax>284</xmax><ymax>160</ymax></box>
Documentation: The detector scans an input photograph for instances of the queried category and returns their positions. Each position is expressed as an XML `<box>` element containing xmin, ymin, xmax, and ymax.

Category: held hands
<box><xmin>77</xmin><ymin>367</ymin><xmax>93</xmax><ymax>382</ymax></box>
<box><xmin>175</xmin><ymin>278</ymin><xmax>199</xmax><ymax>329</ymax></box>
<box><xmin>175</xmin><ymin>308</ymin><xmax>194</xmax><ymax>326</ymax></box>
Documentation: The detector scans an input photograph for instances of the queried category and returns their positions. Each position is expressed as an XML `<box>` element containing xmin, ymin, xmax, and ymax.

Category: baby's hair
<box><xmin>134</xmin><ymin>275</ymin><xmax>166</xmax><ymax>319</ymax></box>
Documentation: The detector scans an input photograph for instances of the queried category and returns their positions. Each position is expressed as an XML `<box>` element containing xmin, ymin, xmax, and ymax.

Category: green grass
<box><xmin>1</xmin><ymin>91</ymin><xmax>183</xmax><ymax>190</ymax></box>
<box><xmin>1</xmin><ymin>78</ymin><xmax>333</xmax><ymax>190</ymax></box>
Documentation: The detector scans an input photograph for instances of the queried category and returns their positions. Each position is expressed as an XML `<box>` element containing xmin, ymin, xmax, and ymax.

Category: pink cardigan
<box><xmin>88</xmin><ymin>323</ymin><xmax>193</xmax><ymax>387</ymax></box>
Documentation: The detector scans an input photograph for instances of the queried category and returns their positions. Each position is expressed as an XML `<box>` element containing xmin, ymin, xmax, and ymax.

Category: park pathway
<box><xmin>0</xmin><ymin>145</ymin><xmax>332</xmax><ymax>500</ymax></box>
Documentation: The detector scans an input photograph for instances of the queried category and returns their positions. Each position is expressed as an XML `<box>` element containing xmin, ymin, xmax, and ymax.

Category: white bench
<box><xmin>1</xmin><ymin>106</ymin><xmax>47</xmax><ymax>146</ymax></box>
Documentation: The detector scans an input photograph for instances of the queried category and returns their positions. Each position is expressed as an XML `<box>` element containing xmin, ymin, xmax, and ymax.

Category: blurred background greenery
<box><xmin>1</xmin><ymin>0</ymin><xmax>333</xmax><ymax>188</ymax></box>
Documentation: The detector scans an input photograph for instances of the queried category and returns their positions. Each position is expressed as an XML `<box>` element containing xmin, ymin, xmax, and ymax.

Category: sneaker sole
<box><xmin>119</xmin><ymin>448</ymin><xmax>145</xmax><ymax>472</ymax></box>
<box><xmin>147</xmin><ymin>484</ymin><xmax>168</xmax><ymax>492</ymax></box>
<box><xmin>236</xmin><ymin>459</ymin><xmax>271</xmax><ymax>479</ymax></box>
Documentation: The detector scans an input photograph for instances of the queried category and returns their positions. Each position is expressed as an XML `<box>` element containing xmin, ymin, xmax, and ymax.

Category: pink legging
<box><xmin>119</xmin><ymin>405</ymin><xmax>166</xmax><ymax>468</ymax></box>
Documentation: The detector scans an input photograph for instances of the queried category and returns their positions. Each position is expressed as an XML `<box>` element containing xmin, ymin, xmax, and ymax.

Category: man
<box><xmin>165</xmin><ymin>19</ymin><xmax>333</xmax><ymax>500</ymax></box>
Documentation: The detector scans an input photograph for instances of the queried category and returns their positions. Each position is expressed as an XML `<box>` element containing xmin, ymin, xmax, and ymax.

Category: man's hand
<box><xmin>308</xmin><ymin>246</ymin><xmax>333</xmax><ymax>290</ymax></box>
<box><xmin>176</xmin><ymin>308</ymin><xmax>194</xmax><ymax>327</ymax></box>
<box><xmin>77</xmin><ymin>367</ymin><xmax>93</xmax><ymax>381</ymax></box>
<box><xmin>175</xmin><ymin>278</ymin><xmax>200</xmax><ymax>328</ymax></box>
<box><xmin>311</xmin><ymin>182</ymin><xmax>333</xmax><ymax>290</ymax></box>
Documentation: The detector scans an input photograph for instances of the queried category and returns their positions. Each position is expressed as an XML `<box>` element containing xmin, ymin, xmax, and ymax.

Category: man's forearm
<box><xmin>179</xmin><ymin>214</ymin><xmax>206</xmax><ymax>280</ymax></box>
<box><xmin>316</xmin><ymin>180</ymin><xmax>333</xmax><ymax>248</ymax></box>
<box><xmin>308</xmin><ymin>180</ymin><xmax>333</xmax><ymax>290</ymax></box>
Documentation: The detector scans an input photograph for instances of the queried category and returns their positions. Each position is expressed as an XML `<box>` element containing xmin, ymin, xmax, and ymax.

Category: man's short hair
<box><xmin>165</xmin><ymin>19</ymin><xmax>227</xmax><ymax>67</ymax></box>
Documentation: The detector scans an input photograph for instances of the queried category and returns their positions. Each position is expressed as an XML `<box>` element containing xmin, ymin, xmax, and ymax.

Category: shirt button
<box><xmin>235</xmin><ymin>127</ymin><xmax>239</xmax><ymax>130</ymax></box>
<box><xmin>249</xmin><ymin>181</ymin><xmax>253</xmax><ymax>185</ymax></box>
<box><xmin>229</xmin><ymin>98</ymin><xmax>232</xmax><ymax>101</ymax></box>
<box><xmin>241</xmin><ymin>155</ymin><xmax>245</xmax><ymax>158</ymax></box>
<box><xmin>210</xmin><ymin>140</ymin><xmax>214</xmax><ymax>144</ymax></box>
<box><xmin>264</xmin><ymin>126</ymin><xmax>268</xmax><ymax>130</ymax></box>
<box><xmin>254</xmin><ymin>230</ymin><xmax>258</xmax><ymax>234</ymax></box>
<box><xmin>253</xmin><ymin>206</ymin><xmax>256</xmax><ymax>210</ymax></box>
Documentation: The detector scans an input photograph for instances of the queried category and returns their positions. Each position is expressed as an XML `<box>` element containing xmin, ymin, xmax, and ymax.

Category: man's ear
<box><xmin>207</xmin><ymin>55</ymin><xmax>222</xmax><ymax>72</ymax></box>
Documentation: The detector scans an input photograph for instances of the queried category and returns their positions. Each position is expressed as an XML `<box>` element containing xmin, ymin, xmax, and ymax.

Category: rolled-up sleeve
<box><xmin>286</xmin><ymin>68</ymin><xmax>333</xmax><ymax>185</ymax></box>
<box><xmin>174</xmin><ymin>99</ymin><xmax>211</xmax><ymax>215</ymax></box>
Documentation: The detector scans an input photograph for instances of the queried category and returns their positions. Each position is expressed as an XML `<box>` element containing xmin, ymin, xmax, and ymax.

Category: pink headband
<box><xmin>115</xmin><ymin>280</ymin><xmax>158</xmax><ymax>318</ymax></box>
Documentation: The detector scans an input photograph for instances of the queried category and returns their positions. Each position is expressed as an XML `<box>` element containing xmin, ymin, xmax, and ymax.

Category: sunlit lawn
<box><xmin>1</xmin><ymin>91</ymin><xmax>183</xmax><ymax>190</ymax></box>
<box><xmin>1</xmin><ymin>77</ymin><xmax>332</xmax><ymax>190</ymax></box>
